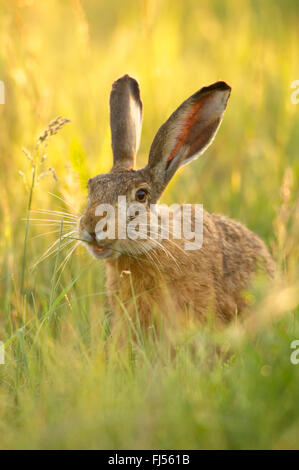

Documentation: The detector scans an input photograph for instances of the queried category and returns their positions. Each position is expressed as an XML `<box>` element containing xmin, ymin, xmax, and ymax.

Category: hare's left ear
<box><xmin>147</xmin><ymin>81</ymin><xmax>231</xmax><ymax>186</ymax></box>
<box><xmin>110</xmin><ymin>75</ymin><xmax>143</xmax><ymax>171</ymax></box>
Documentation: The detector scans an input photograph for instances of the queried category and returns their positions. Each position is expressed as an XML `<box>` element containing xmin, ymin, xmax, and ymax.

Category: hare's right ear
<box><xmin>110</xmin><ymin>75</ymin><xmax>143</xmax><ymax>171</ymax></box>
<box><xmin>147</xmin><ymin>81</ymin><xmax>231</xmax><ymax>188</ymax></box>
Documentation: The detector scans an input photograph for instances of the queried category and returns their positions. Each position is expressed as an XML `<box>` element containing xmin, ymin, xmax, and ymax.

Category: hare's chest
<box><xmin>105</xmin><ymin>260</ymin><xmax>168</xmax><ymax>322</ymax></box>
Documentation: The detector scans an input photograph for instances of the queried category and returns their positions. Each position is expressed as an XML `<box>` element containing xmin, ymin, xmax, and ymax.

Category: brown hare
<box><xmin>79</xmin><ymin>75</ymin><xmax>275</xmax><ymax>327</ymax></box>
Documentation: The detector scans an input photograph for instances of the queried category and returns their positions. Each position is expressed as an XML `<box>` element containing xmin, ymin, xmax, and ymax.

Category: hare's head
<box><xmin>79</xmin><ymin>75</ymin><xmax>231</xmax><ymax>259</ymax></box>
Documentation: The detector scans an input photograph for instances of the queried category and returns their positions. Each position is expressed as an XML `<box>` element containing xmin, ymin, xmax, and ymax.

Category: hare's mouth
<box><xmin>78</xmin><ymin>225</ymin><xmax>117</xmax><ymax>259</ymax></box>
<box><xmin>90</xmin><ymin>242</ymin><xmax>108</xmax><ymax>255</ymax></box>
<box><xmin>79</xmin><ymin>240</ymin><xmax>113</xmax><ymax>259</ymax></box>
<box><xmin>86</xmin><ymin>241</ymin><xmax>114</xmax><ymax>259</ymax></box>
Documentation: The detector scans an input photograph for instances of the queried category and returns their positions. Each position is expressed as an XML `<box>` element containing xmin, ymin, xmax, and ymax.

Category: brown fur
<box><xmin>103</xmin><ymin>209</ymin><xmax>275</xmax><ymax>327</ymax></box>
<box><xmin>79</xmin><ymin>75</ymin><xmax>275</xmax><ymax>330</ymax></box>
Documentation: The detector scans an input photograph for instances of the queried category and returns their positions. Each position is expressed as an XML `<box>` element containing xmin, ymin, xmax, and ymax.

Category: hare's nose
<box><xmin>87</xmin><ymin>231</ymin><xmax>96</xmax><ymax>241</ymax></box>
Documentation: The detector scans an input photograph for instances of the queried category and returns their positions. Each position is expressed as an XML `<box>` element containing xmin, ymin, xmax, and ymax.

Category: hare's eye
<box><xmin>135</xmin><ymin>188</ymin><xmax>148</xmax><ymax>202</ymax></box>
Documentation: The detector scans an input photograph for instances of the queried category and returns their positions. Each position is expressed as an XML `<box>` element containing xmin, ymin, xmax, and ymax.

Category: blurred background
<box><xmin>0</xmin><ymin>0</ymin><xmax>299</xmax><ymax>450</ymax></box>
<box><xmin>0</xmin><ymin>0</ymin><xmax>298</xmax><ymax>262</ymax></box>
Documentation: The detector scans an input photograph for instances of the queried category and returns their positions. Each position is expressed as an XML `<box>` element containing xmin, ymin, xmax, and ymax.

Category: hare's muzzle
<box><xmin>78</xmin><ymin>208</ymin><xmax>111</xmax><ymax>257</ymax></box>
<box><xmin>79</xmin><ymin>225</ymin><xmax>114</xmax><ymax>259</ymax></box>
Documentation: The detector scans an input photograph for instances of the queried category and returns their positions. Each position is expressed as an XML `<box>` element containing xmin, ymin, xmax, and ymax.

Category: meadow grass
<box><xmin>0</xmin><ymin>0</ymin><xmax>299</xmax><ymax>449</ymax></box>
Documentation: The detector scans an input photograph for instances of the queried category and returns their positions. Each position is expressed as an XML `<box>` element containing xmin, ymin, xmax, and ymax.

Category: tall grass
<box><xmin>0</xmin><ymin>0</ymin><xmax>299</xmax><ymax>449</ymax></box>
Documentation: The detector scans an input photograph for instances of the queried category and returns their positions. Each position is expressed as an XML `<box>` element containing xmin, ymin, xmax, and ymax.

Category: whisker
<box><xmin>31</xmin><ymin>239</ymin><xmax>75</xmax><ymax>270</ymax></box>
<box><xmin>31</xmin><ymin>209</ymin><xmax>78</xmax><ymax>220</ymax></box>
<box><xmin>31</xmin><ymin>229</ymin><xmax>76</xmax><ymax>240</ymax></box>
<box><xmin>30</xmin><ymin>232</ymin><xmax>76</xmax><ymax>270</ymax></box>
<box><xmin>137</xmin><ymin>222</ymin><xmax>186</xmax><ymax>254</ymax></box>
<box><xmin>122</xmin><ymin>239</ymin><xmax>166</xmax><ymax>271</ymax></box>
<box><xmin>136</xmin><ymin>231</ymin><xmax>185</xmax><ymax>271</ymax></box>
<box><xmin>23</xmin><ymin>217</ymin><xmax>77</xmax><ymax>224</ymax></box>
<box><xmin>133</xmin><ymin>227</ymin><xmax>181</xmax><ymax>266</ymax></box>
<box><xmin>56</xmin><ymin>240</ymin><xmax>81</xmax><ymax>280</ymax></box>
<box><xmin>28</xmin><ymin>222</ymin><xmax>76</xmax><ymax>227</ymax></box>
<box><xmin>48</xmin><ymin>192</ymin><xmax>78</xmax><ymax>214</ymax></box>
<box><xmin>135</xmin><ymin>243</ymin><xmax>164</xmax><ymax>273</ymax></box>
<box><xmin>27</xmin><ymin>223</ymin><xmax>77</xmax><ymax>229</ymax></box>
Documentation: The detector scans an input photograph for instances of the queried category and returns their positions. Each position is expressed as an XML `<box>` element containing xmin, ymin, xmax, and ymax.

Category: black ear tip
<box><xmin>216</xmin><ymin>80</ymin><xmax>231</xmax><ymax>88</ymax></box>
<box><xmin>111</xmin><ymin>75</ymin><xmax>128</xmax><ymax>91</ymax></box>
<box><xmin>216</xmin><ymin>82</ymin><xmax>231</xmax><ymax>95</ymax></box>
<box><xmin>111</xmin><ymin>75</ymin><xmax>141</xmax><ymax>102</ymax></box>
<box><xmin>118</xmin><ymin>74</ymin><xmax>132</xmax><ymax>82</ymax></box>
<box><xmin>205</xmin><ymin>81</ymin><xmax>231</xmax><ymax>93</ymax></box>
<box><xmin>192</xmin><ymin>81</ymin><xmax>231</xmax><ymax>102</ymax></box>
<box><xmin>112</xmin><ymin>74</ymin><xmax>138</xmax><ymax>87</ymax></box>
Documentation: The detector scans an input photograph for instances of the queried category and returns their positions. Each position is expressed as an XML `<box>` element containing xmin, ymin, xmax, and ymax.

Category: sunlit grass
<box><xmin>0</xmin><ymin>0</ymin><xmax>299</xmax><ymax>449</ymax></box>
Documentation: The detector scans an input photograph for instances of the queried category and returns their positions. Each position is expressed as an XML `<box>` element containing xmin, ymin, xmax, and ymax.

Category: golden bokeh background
<box><xmin>0</xmin><ymin>0</ymin><xmax>299</xmax><ymax>449</ymax></box>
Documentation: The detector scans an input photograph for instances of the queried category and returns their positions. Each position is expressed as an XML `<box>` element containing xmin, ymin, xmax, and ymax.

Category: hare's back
<box><xmin>209</xmin><ymin>212</ymin><xmax>275</xmax><ymax>281</ymax></box>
